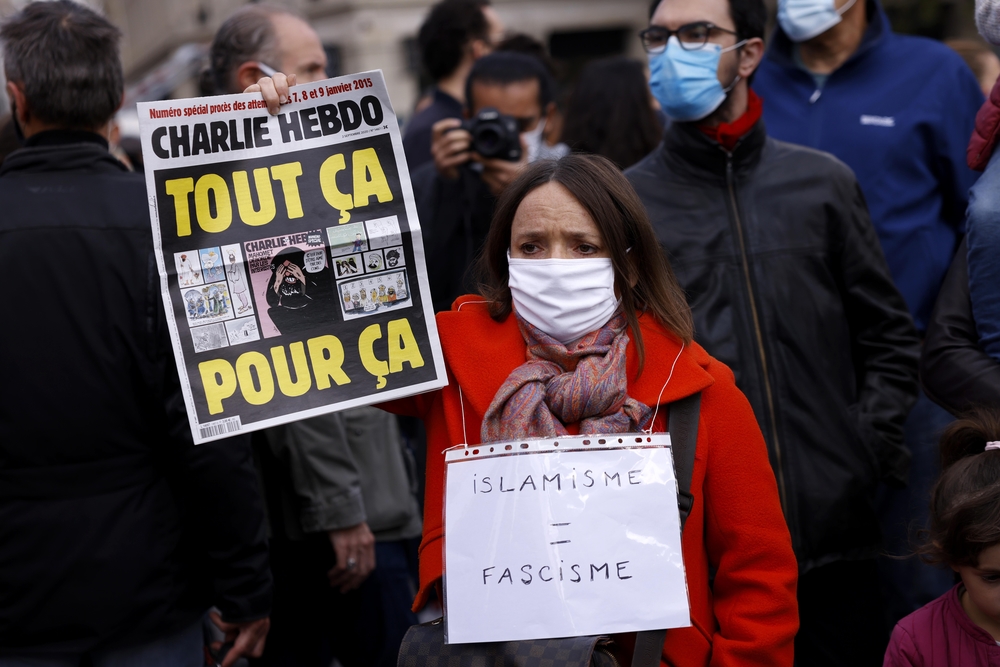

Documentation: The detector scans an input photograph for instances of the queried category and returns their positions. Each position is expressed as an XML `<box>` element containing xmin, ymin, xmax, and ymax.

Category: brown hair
<box><xmin>919</xmin><ymin>408</ymin><xmax>1000</xmax><ymax>568</ymax></box>
<box><xmin>477</xmin><ymin>154</ymin><xmax>694</xmax><ymax>372</ymax></box>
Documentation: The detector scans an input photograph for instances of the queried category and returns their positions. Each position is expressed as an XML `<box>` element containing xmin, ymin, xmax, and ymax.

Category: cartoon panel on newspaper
<box><xmin>244</xmin><ymin>230</ymin><xmax>338</xmax><ymax>338</ymax></box>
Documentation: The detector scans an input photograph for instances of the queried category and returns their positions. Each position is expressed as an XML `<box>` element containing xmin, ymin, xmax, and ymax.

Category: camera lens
<box><xmin>474</xmin><ymin>123</ymin><xmax>502</xmax><ymax>157</ymax></box>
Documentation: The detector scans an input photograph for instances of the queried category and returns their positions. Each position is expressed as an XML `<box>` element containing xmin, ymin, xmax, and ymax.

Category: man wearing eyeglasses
<box><xmin>753</xmin><ymin>0</ymin><xmax>985</xmax><ymax>638</ymax></box>
<box><xmin>626</xmin><ymin>1</ymin><xmax>921</xmax><ymax>664</ymax></box>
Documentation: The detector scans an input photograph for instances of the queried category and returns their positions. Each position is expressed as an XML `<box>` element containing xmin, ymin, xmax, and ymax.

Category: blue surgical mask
<box><xmin>649</xmin><ymin>36</ymin><xmax>745</xmax><ymax>123</ymax></box>
<box><xmin>778</xmin><ymin>0</ymin><xmax>858</xmax><ymax>42</ymax></box>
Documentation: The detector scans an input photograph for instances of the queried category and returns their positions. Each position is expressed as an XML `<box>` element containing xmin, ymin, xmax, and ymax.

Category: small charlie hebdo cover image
<box><xmin>138</xmin><ymin>71</ymin><xmax>446</xmax><ymax>444</ymax></box>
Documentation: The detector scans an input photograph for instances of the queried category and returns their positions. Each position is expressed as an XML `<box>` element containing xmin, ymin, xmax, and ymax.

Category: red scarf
<box><xmin>480</xmin><ymin>313</ymin><xmax>652</xmax><ymax>443</ymax></box>
<box><xmin>698</xmin><ymin>89</ymin><xmax>763</xmax><ymax>152</ymax></box>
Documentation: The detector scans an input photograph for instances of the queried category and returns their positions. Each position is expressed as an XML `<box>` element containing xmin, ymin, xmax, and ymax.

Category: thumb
<box><xmin>209</xmin><ymin>609</ymin><xmax>238</xmax><ymax>634</ymax></box>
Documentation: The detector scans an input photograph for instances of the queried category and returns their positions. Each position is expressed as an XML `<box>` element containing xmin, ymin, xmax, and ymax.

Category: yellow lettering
<box><xmin>193</xmin><ymin>174</ymin><xmax>232</xmax><ymax>233</ymax></box>
<box><xmin>232</xmin><ymin>168</ymin><xmax>276</xmax><ymax>226</ymax></box>
<box><xmin>235</xmin><ymin>351</ymin><xmax>275</xmax><ymax>405</ymax></box>
<box><xmin>307</xmin><ymin>335</ymin><xmax>351</xmax><ymax>389</ymax></box>
<box><xmin>387</xmin><ymin>318</ymin><xmax>425</xmax><ymax>372</ymax></box>
<box><xmin>199</xmin><ymin>358</ymin><xmax>237</xmax><ymax>415</ymax></box>
<box><xmin>270</xmin><ymin>162</ymin><xmax>304</xmax><ymax>219</ymax></box>
<box><xmin>352</xmin><ymin>147</ymin><xmax>393</xmax><ymax>208</ymax></box>
<box><xmin>358</xmin><ymin>323</ymin><xmax>389</xmax><ymax>389</ymax></box>
<box><xmin>271</xmin><ymin>342</ymin><xmax>312</xmax><ymax>397</ymax></box>
<box><xmin>318</xmin><ymin>153</ymin><xmax>353</xmax><ymax>224</ymax></box>
<box><xmin>165</xmin><ymin>177</ymin><xmax>195</xmax><ymax>237</ymax></box>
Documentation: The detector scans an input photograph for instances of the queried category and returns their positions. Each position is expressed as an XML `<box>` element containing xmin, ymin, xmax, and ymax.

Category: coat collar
<box><xmin>661</xmin><ymin>118</ymin><xmax>767</xmax><ymax>179</ymax></box>
<box><xmin>436</xmin><ymin>296</ymin><xmax>716</xmax><ymax>418</ymax></box>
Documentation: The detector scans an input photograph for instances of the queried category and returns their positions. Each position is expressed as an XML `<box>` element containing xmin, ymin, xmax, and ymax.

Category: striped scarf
<box><xmin>481</xmin><ymin>312</ymin><xmax>652</xmax><ymax>443</ymax></box>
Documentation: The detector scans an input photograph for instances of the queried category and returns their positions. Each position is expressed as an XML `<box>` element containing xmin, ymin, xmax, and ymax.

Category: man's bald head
<box><xmin>207</xmin><ymin>5</ymin><xmax>328</xmax><ymax>96</ymax></box>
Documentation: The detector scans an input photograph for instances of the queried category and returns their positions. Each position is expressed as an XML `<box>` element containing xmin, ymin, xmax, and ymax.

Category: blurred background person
<box><xmin>947</xmin><ymin>37</ymin><xmax>1000</xmax><ymax>95</ymax></box>
<box><xmin>201</xmin><ymin>3</ymin><xmax>327</xmax><ymax>96</ymax></box>
<box><xmin>495</xmin><ymin>32</ymin><xmax>569</xmax><ymax>158</ymax></box>
<box><xmin>628</xmin><ymin>0</ymin><xmax>921</xmax><ymax>663</ymax></box>
<box><xmin>403</xmin><ymin>0</ymin><xmax>504</xmax><ymax>171</ymax></box>
<box><xmin>561</xmin><ymin>56</ymin><xmax>662</xmax><ymax>169</ymax></box>
<box><xmin>413</xmin><ymin>51</ymin><xmax>559</xmax><ymax>312</ymax></box>
<box><xmin>205</xmin><ymin>9</ymin><xmax>421</xmax><ymax>667</ymax></box>
<box><xmin>755</xmin><ymin>0</ymin><xmax>985</xmax><ymax>632</ymax></box>
<box><xmin>0</xmin><ymin>2</ymin><xmax>272</xmax><ymax>666</ymax></box>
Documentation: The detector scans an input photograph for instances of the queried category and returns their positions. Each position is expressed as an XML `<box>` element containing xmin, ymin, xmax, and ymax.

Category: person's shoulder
<box><xmin>884</xmin><ymin>32</ymin><xmax>980</xmax><ymax>89</ymax></box>
<box><xmin>624</xmin><ymin>143</ymin><xmax>668</xmax><ymax>191</ymax></box>
<box><xmin>436</xmin><ymin>295</ymin><xmax>503</xmax><ymax>334</ymax></box>
<box><xmin>899</xmin><ymin>584</ymin><xmax>960</xmax><ymax>632</ymax></box>
<box><xmin>763</xmin><ymin>135</ymin><xmax>858</xmax><ymax>185</ymax></box>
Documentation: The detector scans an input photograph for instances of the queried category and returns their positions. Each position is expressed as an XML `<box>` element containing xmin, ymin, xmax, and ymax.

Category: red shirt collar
<box><xmin>698</xmin><ymin>89</ymin><xmax>763</xmax><ymax>152</ymax></box>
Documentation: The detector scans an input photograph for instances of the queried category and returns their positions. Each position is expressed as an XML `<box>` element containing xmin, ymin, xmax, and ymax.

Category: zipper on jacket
<box><xmin>724</xmin><ymin>155</ymin><xmax>789</xmax><ymax>514</ymax></box>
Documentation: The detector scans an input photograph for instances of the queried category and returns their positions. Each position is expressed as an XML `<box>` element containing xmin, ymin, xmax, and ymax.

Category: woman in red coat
<box><xmin>385</xmin><ymin>154</ymin><xmax>797</xmax><ymax>666</ymax></box>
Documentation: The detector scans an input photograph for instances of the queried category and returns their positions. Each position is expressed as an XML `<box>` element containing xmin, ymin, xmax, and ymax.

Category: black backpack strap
<box><xmin>631</xmin><ymin>629</ymin><xmax>667</xmax><ymax>667</ymax></box>
<box><xmin>630</xmin><ymin>393</ymin><xmax>702</xmax><ymax>667</ymax></box>
<box><xmin>668</xmin><ymin>392</ymin><xmax>702</xmax><ymax>532</ymax></box>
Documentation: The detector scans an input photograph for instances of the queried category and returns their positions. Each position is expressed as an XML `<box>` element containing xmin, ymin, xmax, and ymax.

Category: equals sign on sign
<box><xmin>550</xmin><ymin>522</ymin><xmax>571</xmax><ymax>545</ymax></box>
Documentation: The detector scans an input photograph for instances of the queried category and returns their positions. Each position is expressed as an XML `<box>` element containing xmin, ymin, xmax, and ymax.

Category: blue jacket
<box><xmin>754</xmin><ymin>0</ymin><xmax>983</xmax><ymax>331</ymax></box>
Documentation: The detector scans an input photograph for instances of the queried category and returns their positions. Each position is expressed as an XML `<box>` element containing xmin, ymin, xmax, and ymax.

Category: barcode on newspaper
<box><xmin>199</xmin><ymin>417</ymin><xmax>242</xmax><ymax>440</ymax></box>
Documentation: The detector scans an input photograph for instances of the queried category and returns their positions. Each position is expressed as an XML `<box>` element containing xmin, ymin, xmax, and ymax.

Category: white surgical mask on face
<box><xmin>778</xmin><ymin>0</ymin><xmax>858</xmax><ymax>42</ymax></box>
<box><xmin>522</xmin><ymin>118</ymin><xmax>546</xmax><ymax>163</ymax></box>
<box><xmin>507</xmin><ymin>253</ymin><xmax>619</xmax><ymax>344</ymax></box>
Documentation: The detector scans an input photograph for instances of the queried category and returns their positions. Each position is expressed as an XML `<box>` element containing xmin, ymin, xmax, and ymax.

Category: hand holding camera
<box><xmin>430</xmin><ymin>108</ymin><xmax>527</xmax><ymax>195</ymax></box>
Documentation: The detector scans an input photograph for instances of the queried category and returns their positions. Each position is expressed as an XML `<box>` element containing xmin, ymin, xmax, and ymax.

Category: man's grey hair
<box><xmin>205</xmin><ymin>4</ymin><xmax>301</xmax><ymax>95</ymax></box>
<box><xmin>1</xmin><ymin>0</ymin><xmax>123</xmax><ymax>130</ymax></box>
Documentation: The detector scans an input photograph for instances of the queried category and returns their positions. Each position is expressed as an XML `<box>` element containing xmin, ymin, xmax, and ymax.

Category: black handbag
<box><xmin>397</xmin><ymin>394</ymin><xmax>702</xmax><ymax>667</ymax></box>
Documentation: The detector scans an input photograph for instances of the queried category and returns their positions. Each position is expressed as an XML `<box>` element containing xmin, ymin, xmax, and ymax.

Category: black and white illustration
<box><xmin>225</xmin><ymin>316</ymin><xmax>261</xmax><ymax>346</ymax></box>
<box><xmin>384</xmin><ymin>246</ymin><xmax>405</xmax><ymax>269</ymax></box>
<box><xmin>191</xmin><ymin>322</ymin><xmax>229</xmax><ymax>353</ymax></box>
<box><xmin>364</xmin><ymin>215</ymin><xmax>402</xmax><ymax>249</ymax></box>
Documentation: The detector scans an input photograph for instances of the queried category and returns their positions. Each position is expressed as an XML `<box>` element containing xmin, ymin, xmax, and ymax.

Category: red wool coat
<box><xmin>384</xmin><ymin>297</ymin><xmax>798</xmax><ymax>667</ymax></box>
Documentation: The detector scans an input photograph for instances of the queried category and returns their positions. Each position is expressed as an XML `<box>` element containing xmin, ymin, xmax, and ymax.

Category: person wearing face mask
<box><xmin>753</xmin><ymin>0</ymin><xmax>984</xmax><ymax>632</ymax></box>
<box><xmin>625</xmin><ymin>0</ymin><xmax>920</xmax><ymax>664</ymax></box>
<box><xmin>383</xmin><ymin>154</ymin><xmax>798</xmax><ymax>667</ymax></box>
<box><xmin>411</xmin><ymin>51</ymin><xmax>567</xmax><ymax>313</ymax></box>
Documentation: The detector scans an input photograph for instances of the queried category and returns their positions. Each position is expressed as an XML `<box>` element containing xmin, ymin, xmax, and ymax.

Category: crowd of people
<box><xmin>5</xmin><ymin>0</ymin><xmax>1000</xmax><ymax>665</ymax></box>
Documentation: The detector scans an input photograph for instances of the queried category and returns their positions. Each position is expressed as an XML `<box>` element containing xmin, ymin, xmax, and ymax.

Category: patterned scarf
<box><xmin>481</xmin><ymin>312</ymin><xmax>652</xmax><ymax>443</ymax></box>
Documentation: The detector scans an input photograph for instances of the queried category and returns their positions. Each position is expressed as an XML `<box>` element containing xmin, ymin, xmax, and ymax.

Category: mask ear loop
<box><xmin>443</xmin><ymin>299</ymin><xmax>491</xmax><ymax>454</ymax></box>
<box><xmin>643</xmin><ymin>343</ymin><xmax>685</xmax><ymax>435</ymax></box>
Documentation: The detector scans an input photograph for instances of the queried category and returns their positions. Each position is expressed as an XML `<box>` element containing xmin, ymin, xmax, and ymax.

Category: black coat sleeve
<box><xmin>837</xmin><ymin>180</ymin><xmax>921</xmax><ymax>486</ymax></box>
<box><xmin>153</xmin><ymin>251</ymin><xmax>273</xmax><ymax>624</ymax></box>
<box><xmin>921</xmin><ymin>237</ymin><xmax>1000</xmax><ymax>416</ymax></box>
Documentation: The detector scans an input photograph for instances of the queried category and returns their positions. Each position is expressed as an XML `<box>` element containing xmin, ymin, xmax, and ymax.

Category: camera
<box><xmin>461</xmin><ymin>108</ymin><xmax>522</xmax><ymax>161</ymax></box>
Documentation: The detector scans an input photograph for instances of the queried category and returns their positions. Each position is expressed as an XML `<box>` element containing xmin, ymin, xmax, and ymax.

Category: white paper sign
<box><xmin>443</xmin><ymin>434</ymin><xmax>691</xmax><ymax>644</ymax></box>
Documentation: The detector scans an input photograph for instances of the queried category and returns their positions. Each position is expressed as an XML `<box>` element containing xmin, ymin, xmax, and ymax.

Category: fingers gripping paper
<box><xmin>138</xmin><ymin>72</ymin><xmax>446</xmax><ymax>443</ymax></box>
<box><xmin>443</xmin><ymin>435</ymin><xmax>691</xmax><ymax>644</ymax></box>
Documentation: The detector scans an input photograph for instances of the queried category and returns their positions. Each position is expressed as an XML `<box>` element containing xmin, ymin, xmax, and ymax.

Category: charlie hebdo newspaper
<box><xmin>138</xmin><ymin>71</ymin><xmax>446</xmax><ymax>444</ymax></box>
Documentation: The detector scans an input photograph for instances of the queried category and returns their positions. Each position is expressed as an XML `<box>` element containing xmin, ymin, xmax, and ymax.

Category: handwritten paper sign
<box><xmin>443</xmin><ymin>434</ymin><xmax>690</xmax><ymax>644</ymax></box>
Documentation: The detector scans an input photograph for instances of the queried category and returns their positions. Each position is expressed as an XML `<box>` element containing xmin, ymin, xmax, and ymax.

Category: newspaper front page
<box><xmin>138</xmin><ymin>71</ymin><xmax>446</xmax><ymax>443</ymax></box>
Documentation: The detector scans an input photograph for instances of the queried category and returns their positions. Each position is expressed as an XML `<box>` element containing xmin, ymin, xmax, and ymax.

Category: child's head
<box><xmin>922</xmin><ymin>409</ymin><xmax>1000</xmax><ymax>618</ymax></box>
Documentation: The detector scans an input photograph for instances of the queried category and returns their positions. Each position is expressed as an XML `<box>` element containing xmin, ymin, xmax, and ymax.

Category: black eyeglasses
<box><xmin>638</xmin><ymin>22</ymin><xmax>739</xmax><ymax>53</ymax></box>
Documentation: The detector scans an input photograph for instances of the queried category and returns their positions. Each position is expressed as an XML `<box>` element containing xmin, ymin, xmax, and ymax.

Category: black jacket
<box><xmin>627</xmin><ymin>121</ymin><xmax>920</xmax><ymax>570</ymax></box>
<box><xmin>0</xmin><ymin>132</ymin><xmax>271</xmax><ymax>653</ymax></box>
<box><xmin>411</xmin><ymin>161</ymin><xmax>495</xmax><ymax>312</ymax></box>
<box><xmin>921</xmin><ymin>237</ymin><xmax>1000</xmax><ymax>415</ymax></box>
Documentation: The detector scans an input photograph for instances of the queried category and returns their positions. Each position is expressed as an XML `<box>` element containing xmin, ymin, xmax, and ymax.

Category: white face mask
<box><xmin>507</xmin><ymin>254</ymin><xmax>619</xmax><ymax>345</ymax></box>
<box><xmin>778</xmin><ymin>0</ymin><xmax>858</xmax><ymax>42</ymax></box>
<box><xmin>522</xmin><ymin>118</ymin><xmax>546</xmax><ymax>163</ymax></box>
